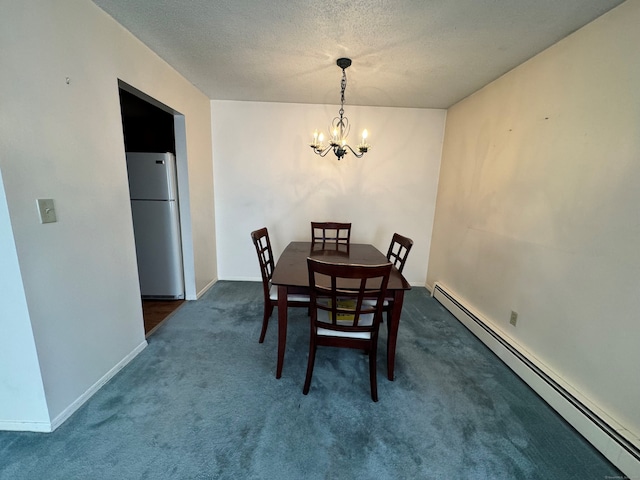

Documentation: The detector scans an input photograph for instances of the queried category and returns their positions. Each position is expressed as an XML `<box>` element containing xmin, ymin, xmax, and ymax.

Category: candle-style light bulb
<box><xmin>318</xmin><ymin>132</ymin><xmax>324</xmax><ymax>143</ymax></box>
<box><xmin>362</xmin><ymin>129</ymin><xmax>368</xmax><ymax>142</ymax></box>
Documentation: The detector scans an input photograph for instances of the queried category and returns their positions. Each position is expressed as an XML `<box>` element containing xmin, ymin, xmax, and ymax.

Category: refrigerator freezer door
<box><xmin>131</xmin><ymin>199</ymin><xmax>184</xmax><ymax>299</ymax></box>
<box><xmin>126</xmin><ymin>152</ymin><xmax>177</xmax><ymax>201</ymax></box>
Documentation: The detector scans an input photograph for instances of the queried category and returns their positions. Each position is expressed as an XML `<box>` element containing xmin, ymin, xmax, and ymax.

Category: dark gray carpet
<box><xmin>0</xmin><ymin>282</ymin><xmax>621</xmax><ymax>479</ymax></box>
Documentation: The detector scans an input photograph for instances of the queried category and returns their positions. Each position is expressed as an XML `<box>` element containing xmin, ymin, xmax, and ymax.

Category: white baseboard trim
<box><xmin>0</xmin><ymin>420</ymin><xmax>52</xmax><ymax>433</ymax></box>
<box><xmin>221</xmin><ymin>276</ymin><xmax>262</xmax><ymax>282</ymax></box>
<box><xmin>195</xmin><ymin>277</ymin><xmax>217</xmax><ymax>299</ymax></box>
<box><xmin>432</xmin><ymin>282</ymin><xmax>640</xmax><ymax>478</ymax></box>
<box><xmin>48</xmin><ymin>340</ymin><xmax>148</xmax><ymax>432</ymax></box>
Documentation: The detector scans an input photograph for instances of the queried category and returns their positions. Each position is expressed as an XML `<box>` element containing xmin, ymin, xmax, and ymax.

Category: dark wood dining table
<box><xmin>271</xmin><ymin>241</ymin><xmax>411</xmax><ymax>380</ymax></box>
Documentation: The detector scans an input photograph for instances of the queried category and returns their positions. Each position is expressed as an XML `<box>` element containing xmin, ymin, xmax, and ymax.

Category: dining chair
<box><xmin>304</xmin><ymin>257</ymin><xmax>392</xmax><ymax>402</ymax></box>
<box><xmin>381</xmin><ymin>233</ymin><xmax>414</xmax><ymax>323</ymax></box>
<box><xmin>250</xmin><ymin>228</ymin><xmax>309</xmax><ymax>343</ymax></box>
<box><xmin>310</xmin><ymin>222</ymin><xmax>351</xmax><ymax>247</ymax></box>
<box><xmin>386</xmin><ymin>233</ymin><xmax>413</xmax><ymax>274</ymax></box>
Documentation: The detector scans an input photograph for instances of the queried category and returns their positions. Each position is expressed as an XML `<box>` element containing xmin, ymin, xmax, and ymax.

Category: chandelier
<box><xmin>310</xmin><ymin>58</ymin><xmax>370</xmax><ymax>161</ymax></box>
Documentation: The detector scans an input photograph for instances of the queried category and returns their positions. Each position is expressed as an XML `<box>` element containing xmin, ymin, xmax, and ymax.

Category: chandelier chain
<box><xmin>339</xmin><ymin>68</ymin><xmax>347</xmax><ymax>118</ymax></box>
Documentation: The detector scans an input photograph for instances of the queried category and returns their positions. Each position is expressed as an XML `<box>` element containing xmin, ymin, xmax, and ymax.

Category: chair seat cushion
<box><xmin>315</xmin><ymin>309</ymin><xmax>373</xmax><ymax>339</ymax></box>
<box><xmin>363</xmin><ymin>298</ymin><xmax>390</xmax><ymax>307</ymax></box>
<box><xmin>269</xmin><ymin>285</ymin><xmax>309</xmax><ymax>302</ymax></box>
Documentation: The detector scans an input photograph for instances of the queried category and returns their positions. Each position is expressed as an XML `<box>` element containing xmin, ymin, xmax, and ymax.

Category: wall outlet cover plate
<box><xmin>37</xmin><ymin>198</ymin><xmax>57</xmax><ymax>223</ymax></box>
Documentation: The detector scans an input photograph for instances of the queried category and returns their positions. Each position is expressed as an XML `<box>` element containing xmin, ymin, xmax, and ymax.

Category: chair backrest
<box><xmin>311</xmin><ymin>222</ymin><xmax>351</xmax><ymax>246</ymax></box>
<box><xmin>251</xmin><ymin>227</ymin><xmax>275</xmax><ymax>294</ymax></box>
<box><xmin>307</xmin><ymin>258</ymin><xmax>391</xmax><ymax>335</ymax></box>
<box><xmin>386</xmin><ymin>233</ymin><xmax>413</xmax><ymax>273</ymax></box>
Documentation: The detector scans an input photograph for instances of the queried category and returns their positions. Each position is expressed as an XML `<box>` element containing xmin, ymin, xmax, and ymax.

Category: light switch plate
<box><xmin>37</xmin><ymin>198</ymin><xmax>57</xmax><ymax>223</ymax></box>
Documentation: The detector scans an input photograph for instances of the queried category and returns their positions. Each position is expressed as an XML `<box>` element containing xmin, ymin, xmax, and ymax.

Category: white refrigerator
<box><xmin>126</xmin><ymin>152</ymin><xmax>185</xmax><ymax>299</ymax></box>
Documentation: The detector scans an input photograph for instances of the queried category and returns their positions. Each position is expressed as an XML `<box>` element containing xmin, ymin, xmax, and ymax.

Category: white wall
<box><xmin>0</xmin><ymin>0</ymin><xmax>216</xmax><ymax>429</ymax></box>
<box><xmin>211</xmin><ymin>101</ymin><xmax>445</xmax><ymax>285</ymax></box>
<box><xmin>0</xmin><ymin>171</ymin><xmax>50</xmax><ymax>429</ymax></box>
<box><xmin>428</xmin><ymin>0</ymin><xmax>640</xmax><ymax>447</ymax></box>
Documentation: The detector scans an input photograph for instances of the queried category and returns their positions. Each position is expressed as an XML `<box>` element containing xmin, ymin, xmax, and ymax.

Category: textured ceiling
<box><xmin>92</xmin><ymin>0</ymin><xmax>625</xmax><ymax>109</ymax></box>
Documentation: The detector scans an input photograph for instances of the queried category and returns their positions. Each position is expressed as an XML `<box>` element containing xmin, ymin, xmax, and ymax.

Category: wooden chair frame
<box><xmin>386</xmin><ymin>233</ymin><xmax>414</xmax><ymax>274</ymax></box>
<box><xmin>251</xmin><ymin>227</ymin><xmax>309</xmax><ymax>343</ymax></box>
<box><xmin>304</xmin><ymin>257</ymin><xmax>391</xmax><ymax>401</ymax></box>
<box><xmin>311</xmin><ymin>222</ymin><xmax>351</xmax><ymax>247</ymax></box>
<box><xmin>382</xmin><ymin>233</ymin><xmax>414</xmax><ymax>326</ymax></box>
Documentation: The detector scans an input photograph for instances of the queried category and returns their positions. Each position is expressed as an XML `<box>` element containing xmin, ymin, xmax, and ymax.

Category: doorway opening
<box><xmin>119</xmin><ymin>86</ymin><xmax>185</xmax><ymax>335</ymax></box>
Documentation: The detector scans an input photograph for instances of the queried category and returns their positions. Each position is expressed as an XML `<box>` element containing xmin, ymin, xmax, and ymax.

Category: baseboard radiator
<box><xmin>432</xmin><ymin>282</ymin><xmax>639</xmax><ymax>477</ymax></box>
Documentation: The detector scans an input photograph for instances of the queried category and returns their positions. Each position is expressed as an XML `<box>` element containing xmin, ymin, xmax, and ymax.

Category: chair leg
<box><xmin>386</xmin><ymin>310</ymin><xmax>392</xmax><ymax>336</ymax></box>
<box><xmin>369</xmin><ymin>343</ymin><xmax>378</xmax><ymax>402</ymax></box>
<box><xmin>385</xmin><ymin>303</ymin><xmax>393</xmax><ymax>327</ymax></box>
<box><xmin>303</xmin><ymin>339</ymin><xmax>317</xmax><ymax>395</ymax></box>
<box><xmin>259</xmin><ymin>302</ymin><xmax>274</xmax><ymax>343</ymax></box>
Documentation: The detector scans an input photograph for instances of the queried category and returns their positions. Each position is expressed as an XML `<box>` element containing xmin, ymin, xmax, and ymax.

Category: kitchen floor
<box><xmin>142</xmin><ymin>299</ymin><xmax>184</xmax><ymax>336</ymax></box>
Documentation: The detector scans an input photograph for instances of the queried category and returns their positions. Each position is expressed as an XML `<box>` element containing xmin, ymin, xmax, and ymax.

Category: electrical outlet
<box><xmin>510</xmin><ymin>310</ymin><xmax>518</xmax><ymax>326</ymax></box>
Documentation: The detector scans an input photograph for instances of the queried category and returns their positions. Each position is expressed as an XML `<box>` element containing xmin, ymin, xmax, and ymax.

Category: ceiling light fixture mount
<box><xmin>310</xmin><ymin>58</ymin><xmax>370</xmax><ymax>161</ymax></box>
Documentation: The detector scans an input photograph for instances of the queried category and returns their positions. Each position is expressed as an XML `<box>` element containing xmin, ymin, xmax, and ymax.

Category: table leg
<box><xmin>387</xmin><ymin>289</ymin><xmax>405</xmax><ymax>381</ymax></box>
<box><xmin>276</xmin><ymin>285</ymin><xmax>288</xmax><ymax>379</ymax></box>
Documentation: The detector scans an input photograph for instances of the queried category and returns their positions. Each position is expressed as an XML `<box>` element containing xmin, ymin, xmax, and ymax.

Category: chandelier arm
<box><xmin>343</xmin><ymin>144</ymin><xmax>365</xmax><ymax>158</ymax></box>
<box><xmin>311</xmin><ymin>144</ymin><xmax>334</xmax><ymax>157</ymax></box>
<box><xmin>319</xmin><ymin>146</ymin><xmax>333</xmax><ymax>157</ymax></box>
